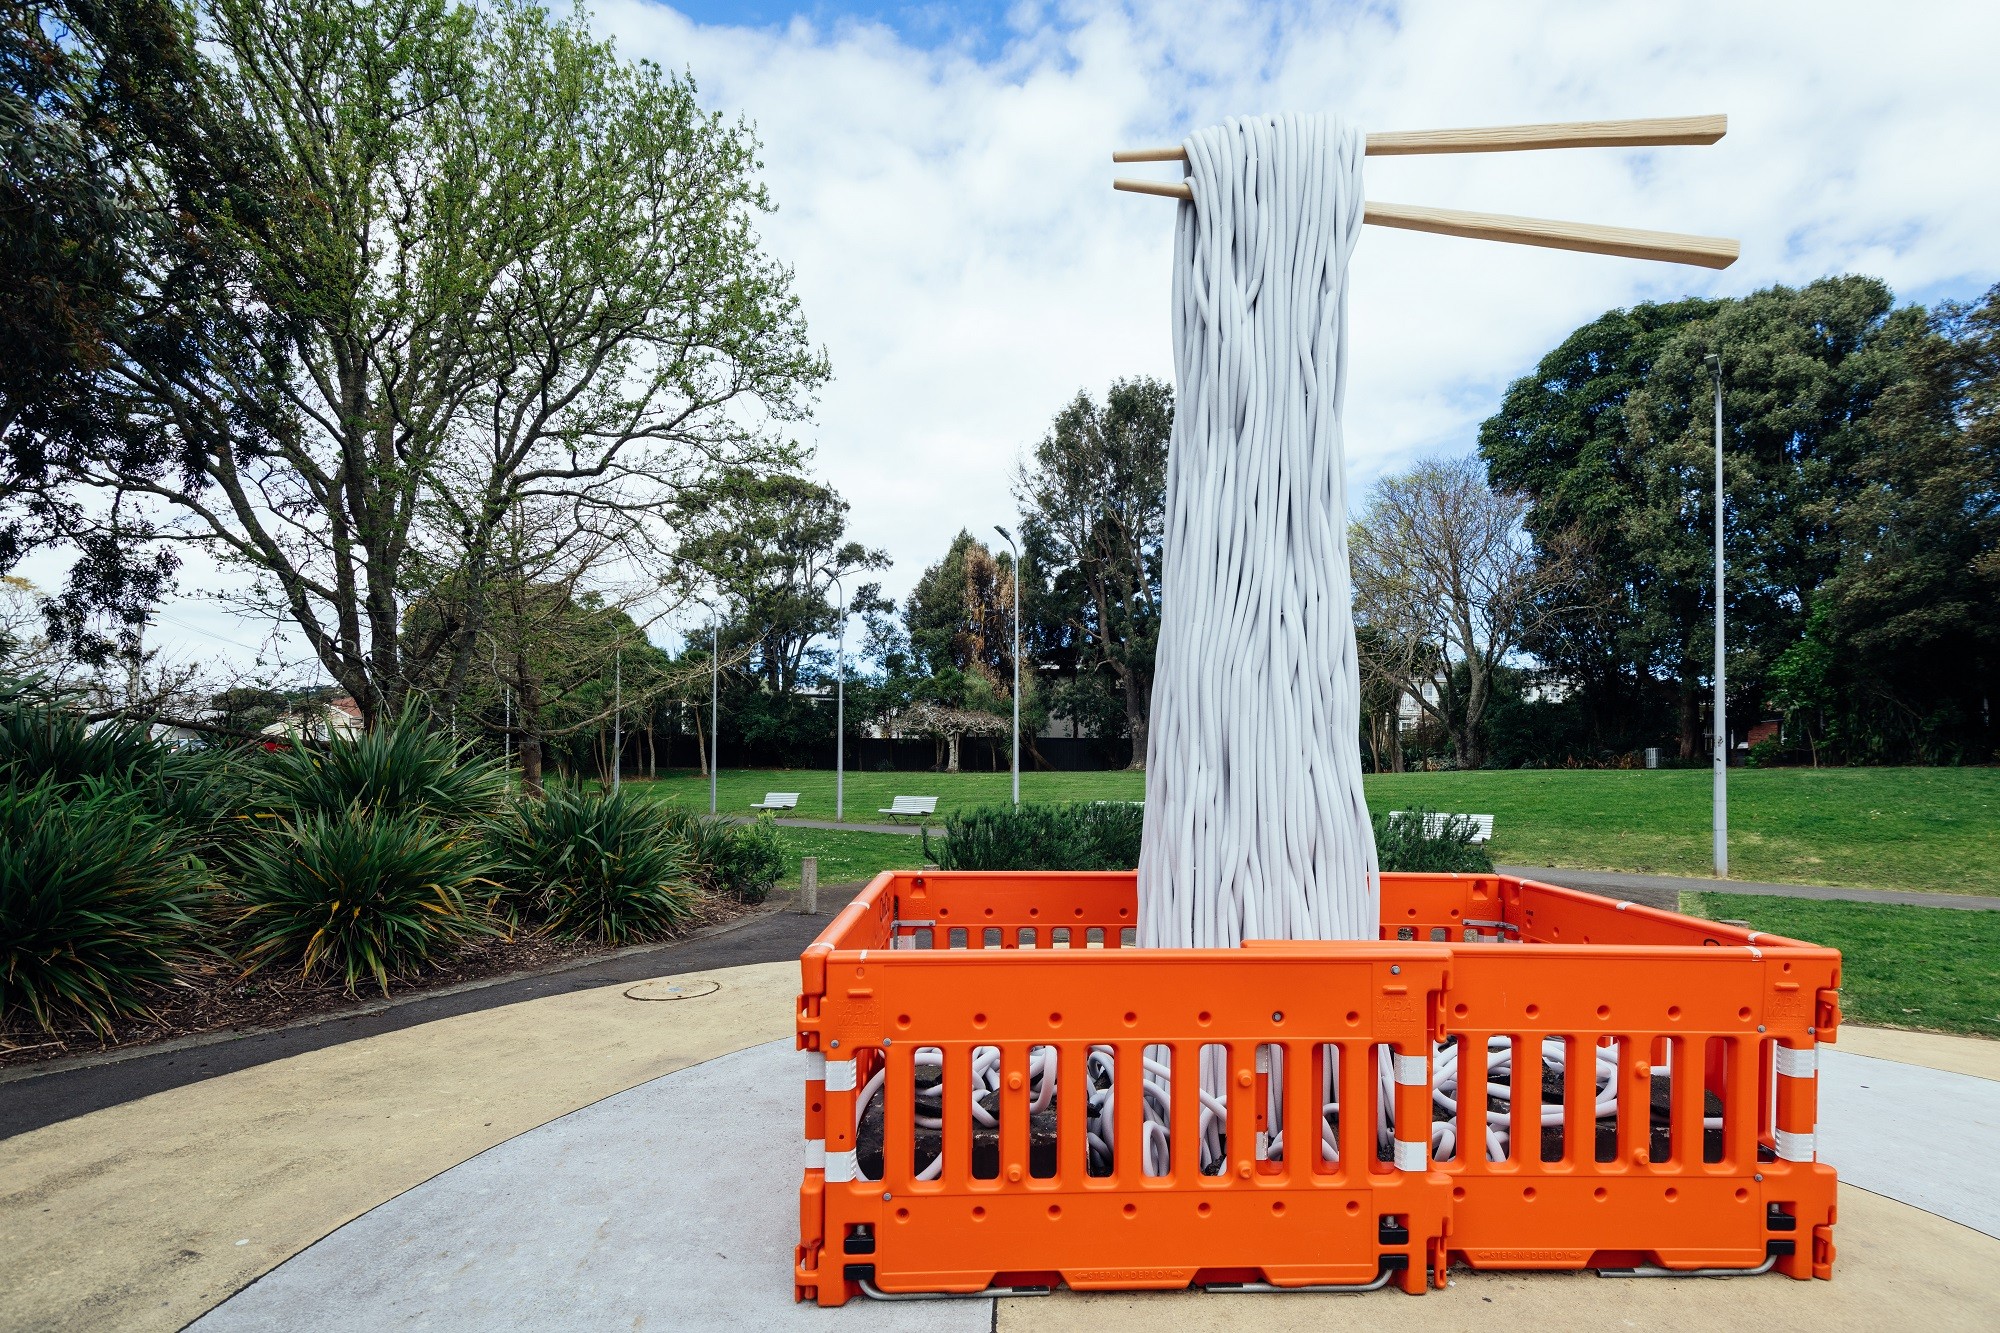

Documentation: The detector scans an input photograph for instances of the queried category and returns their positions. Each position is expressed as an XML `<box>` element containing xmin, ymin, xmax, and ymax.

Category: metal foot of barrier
<box><xmin>1201</xmin><ymin>1265</ymin><xmax>1399</xmax><ymax>1295</ymax></box>
<box><xmin>857</xmin><ymin>1278</ymin><xmax>1053</xmax><ymax>1301</ymax></box>
<box><xmin>1597</xmin><ymin>1254</ymin><xmax>1781</xmax><ymax>1280</ymax></box>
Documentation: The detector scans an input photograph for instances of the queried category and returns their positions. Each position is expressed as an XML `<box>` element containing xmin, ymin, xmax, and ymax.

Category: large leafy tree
<box><xmin>2</xmin><ymin>0</ymin><xmax>294</xmax><ymax>656</ymax></box>
<box><xmin>1482</xmin><ymin>277</ymin><xmax>1916</xmax><ymax>759</ymax></box>
<box><xmin>1014</xmin><ymin>378</ymin><xmax>1169</xmax><ymax>768</ymax></box>
<box><xmin>668</xmin><ymin>468</ymin><xmax>887</xmax><ymax>764</ymax></box>
<box><xmin>13</xmin><ymin>0</ymin><xmax>827</xmax><ymax>723</ymax></box>
<box><xmin>1792</xmin><ymin>285</ymin><xmax>2000</xmax><ymax>760</ymax></box>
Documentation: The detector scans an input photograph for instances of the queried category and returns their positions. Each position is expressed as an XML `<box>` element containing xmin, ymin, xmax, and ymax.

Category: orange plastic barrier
<box><xmin>795</xmin><ymin>871</ymin><xmax>1839</xmax><ymax>1304</ymax></box>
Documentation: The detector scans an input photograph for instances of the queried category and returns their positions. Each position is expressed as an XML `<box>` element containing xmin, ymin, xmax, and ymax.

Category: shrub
<box><xmin>490</xmin><ymin>786</ymin><xmax>696</xmax><ymax>943</ymax></box>
<box><xmin>1371</xmin><ymin>806</ymin><xmax>1494</xmax><ymax>874</ymax></box>
<box><xmin>930</xmin><ymin>802</ymin><xmax>1144</xmax><ymax>871</ymax></box>
<box><xmin>655</xmin><ymin>805</ymin><xmax>787</xmax><ymax>903</ymax></box>
<box><xmin>0</xmin><ymin>692</ymin><xmax>247</xmax><ymax>848</ymax></box>
<box><xmin>715</xmin><ymin>815</ymin><xmax>786</xmax><ymax>903</ymax></box>
<box><xmin>260</xmin><ymin>712</ymin><xmax>506</xmax><ymax>822</ymax></box>
<box><xmin>229</xmin><ymin>810</ymin><xmax>495</xmax><ymax>995</ymax></box>
<box><xmin>0</xmin><ymin>778</ymin><xmax>212</xmax><ymax>1035</ymax></box>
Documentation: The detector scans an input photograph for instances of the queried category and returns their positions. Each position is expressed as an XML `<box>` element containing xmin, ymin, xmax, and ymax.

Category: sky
<box><xmin>29</xmin><ymin>0</ymin><xmax>2000</xmax><ymax>678</ymax></box>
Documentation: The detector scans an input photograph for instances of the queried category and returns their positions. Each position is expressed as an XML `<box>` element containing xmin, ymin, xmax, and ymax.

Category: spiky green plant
<box><xmin>260</xmin><ymin>711</ymin><xmax>506</xmax><ymax>822</ymax></box>
<box><xmin>0</xmin><ymin>777</ymin><xmax>212</xmax><ymax>1035</ymax></box>
<box><xmin>0</xmin><ymin>693</ymin><xmax>248</xmax><ymax>848</ymax></box>
<box><xmin>490</xmin><ymin>786</ymin><xmax>695</xmax><ymax>943</ymax></box>
<box><xmin>229</xmin><ymin>810</ymin><xmax>496</xmax><ymax>995</ymax></box>
<box><xmin>653</xmin><ymin>803</ymin><xmax>785</xmax><ymax>903</ymax></box>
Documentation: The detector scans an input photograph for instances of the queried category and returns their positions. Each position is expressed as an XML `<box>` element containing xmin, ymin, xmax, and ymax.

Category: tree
<box><xmin>2</xmin><ymin>0</ymin><xmax>294</xmax><ymax>658</ymax></box>
<box><xmin>1482</xmin><ymin>277</ymin><xmax>1918</xmax><ymax>760</ymax></box>
<box><xmin>1014</xmin><ymin>378</ymin><xmax>1168</xmax><ymax>768</ymax></box>
<box><xmin>1350</xmin><ymin>456</ymin><xmax>1581</xmax><ymax>769</ymax></box>
<box><xmin>671</xmin><ymin>469</ymin><xmax>887</xmax><ymax>699</ymax></box>
<box><xmin>893</xmin><ymin>700</ymin><xmax>1009</xmax><ymax>774</ymax></box>
<box><xmin>23</xmin><ymin>0</ymin><xmax>826</xmax><ymax>724</ymax></box>
<box><xmin>904</xmin><ymin>530</ymin><xmax>1015</xmax><ymax>684</ymax></box>
<box><xmin>1798</xmin><ymin>284</ymin><xmax>2000</xmax><ymax>760</ymax></box>
<box><xmin>1476</xmin><ymin>297</ymin><xmax>1717</xmax><ymax>755</ymax></box>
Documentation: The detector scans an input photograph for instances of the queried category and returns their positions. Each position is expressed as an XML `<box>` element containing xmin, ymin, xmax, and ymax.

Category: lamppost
<box><xmin>710</xmin><ymin>612</ymin><xmax>719</xmax><ymax>817</ymax></box>
<box><xmin>830</xmin><ymin>573</ymin><xmax>847</xmax><ymax>823</ymax></box>
<box><xmin>611</xmin><ymin>644</ymin><xmax>621</xmax><ymax>795</ymax></box>
<box><xmin>1707</xmin><ymin>352</ymin><xmax>1727</xmax><ymax>878</ymax></box>
<box><xmin>994</xmin><ymin>525</ymin><xmax>1021</xmax><ymax>806</ymax></box>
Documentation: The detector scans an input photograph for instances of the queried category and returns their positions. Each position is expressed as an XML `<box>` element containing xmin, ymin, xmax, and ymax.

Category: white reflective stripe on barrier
<box><xmin>806</xmin><ymin>1139</ymin><xmax>826</xmax><ymax>1169</ymax></box>
<box><xmin>805</xmin><ymin>1050</ymin><xmax>826</xmax><ymax>1081</ymax></box>
<box><xmin>824</xmin><ymin>1059</ymin><xmax>857</xmax><ymax>1092</ymax></box>
<box><xmin>1394</xmin><ymin>1138</ymin><xmax>1427</xmax><ymax>1172</ymax></box>
<box><xmin>824</xmin><ymin>1149</ymin><xmax>858</xmax><ymax>1182</ymax></box>
<box><xmin>1775</xmin><ymin>1127</ymin><xmax>1817</xmax><ymax>1163</ymax></box>
<box><xmin>1393</xmin><ymin>1053</ymin><xmax>1428</xmax><ymax>1086</ymax></box>
<box><xmin>1775</xmin><ymin>1045</ymin><xmax>1818</xmax><ymax>1079</ymax></box>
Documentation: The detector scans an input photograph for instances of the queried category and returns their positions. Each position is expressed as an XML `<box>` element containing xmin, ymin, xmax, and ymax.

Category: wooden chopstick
<box><xmin>1110</xmin><ymin>114</ymin><xmax>1726</xmax><ymax>163</ymax></box>
<box><xmin>1108</xmin><ymin>182</ymin><xmax>1738</xmax><ymax>268</ymax></box>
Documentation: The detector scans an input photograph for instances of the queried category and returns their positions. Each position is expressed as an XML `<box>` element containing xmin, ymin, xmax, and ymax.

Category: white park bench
<box><xmin>749</xmin><ymin>791</ymin><xmax>799</xmax><ymax>812</ymax></box>
<box><xmin>878</xmin><ymin>795</ymin><xmax>938</xmax><ymax>823</ymax></box>
<box><xmin>1389</xmin><ymin>810</ymin><xmax>1494</xmax><ymax>843</ymax></box>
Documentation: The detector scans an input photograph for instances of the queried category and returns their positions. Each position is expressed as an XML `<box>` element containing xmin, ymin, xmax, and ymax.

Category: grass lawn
<box><xmin>636</xmin><ymin>767</ymin><xmax>1142</xmax><ymax>821</ymax></box>
<box><xmin>1683</xmin><ymin>892</ymin><xmax>2000</xmax><ymax>1037</ymax></box>
<box><xmin>629</xmin><ymin>764</ymin><xmax>2000</xmax><ymax>896</ymax></box>
<box><xmin>774</xmin><ymin>825</ymin><xmax>927</xmax><ymax>889</ymax></box>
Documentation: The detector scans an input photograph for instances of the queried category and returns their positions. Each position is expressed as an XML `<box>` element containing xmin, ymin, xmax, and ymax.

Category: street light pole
<box><xmin>611</xmin><ymin>645</ymin><xmax>621</xmax><ymax>795</ymax></box>
<box><xmin>831</xmin><ymin>574</ymin><xmax>846</xmax><ymax>823</ymax></box>
<box><xmin>995</xmin><ymin>525</ymin><xmax>1021</xmax><ymax>806</ymax></box>
<box><xmin>1708</xmin><ymin>352</ymin><xmax>1727</xmax><ymax>878</ymax></box>
<box><xmin>710</xmin><ymin>615</ymin><xmax>719</xmax><ymax>816</ymax></box>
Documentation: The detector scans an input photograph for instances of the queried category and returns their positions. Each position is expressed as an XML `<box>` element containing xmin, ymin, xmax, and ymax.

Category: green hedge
<box><xmin>928</xmin><ymin>802</ymin><xmax>1144</xmax><ymax>871</ymax></box>
<box><xmin>928</xmin><ymin>801</ymin><xmax>1491</xmax><ymax>875</ymax></box>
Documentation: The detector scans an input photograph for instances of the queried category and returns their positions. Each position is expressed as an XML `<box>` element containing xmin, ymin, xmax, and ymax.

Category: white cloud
<box><xmin>76</xmin><ymin>0</ymin><xmax>2000</xmax><ymax>667</ymax></box>
<box><xmin>590</xmin><ymin>0</ymin><xmax>1999</xmax><ymax>608</ymax></box>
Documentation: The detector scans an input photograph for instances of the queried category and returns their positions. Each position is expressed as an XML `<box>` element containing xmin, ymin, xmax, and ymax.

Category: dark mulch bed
<box><xmin>0</xmin><ymin>894</ymin><xmax>755</xmax><ymax>1072</ymax></box>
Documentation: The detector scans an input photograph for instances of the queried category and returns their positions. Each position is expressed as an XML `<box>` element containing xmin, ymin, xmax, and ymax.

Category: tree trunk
<box><xmin>1390</xmin><ymin>722</ymin><xmax>1405</xmax><ymax>774</ymax></box>
<box><xmin>1123</xmin><ymin>672</ymin><xmax>1148</xmax><ymax>771</ymax></box>
<box><xmin>1677</xmin><ymin>680</ymin><xmax>1701</xmax><ymax>761</ymax></box>
<box><xmin>1457</xmin><ymin>665</ymin><xmax>1489</xmax><ymax>770</ymax></box>
<box><xmin>693</xmin><ymin>704</ymin><xmax>709</xmax><ymax>778</ymax></box>
<box><xmin>519</xmin><ymin>734</ymin><xmax>544</xmax><ymax>798</ymax></box>
<box><xmin>947</xmin><ymin>733</ymin><xmax>961</xmax><ymax>773</ymax></box>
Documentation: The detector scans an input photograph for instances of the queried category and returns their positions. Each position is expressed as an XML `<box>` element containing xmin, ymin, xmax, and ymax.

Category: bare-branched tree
<box><xmin>1351</xmin><ymin>456</ymin><xmax>1586</xmax><ymax>769</ymax></box>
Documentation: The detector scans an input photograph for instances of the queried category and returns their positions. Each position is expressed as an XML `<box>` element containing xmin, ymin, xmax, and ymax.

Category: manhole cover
<box><xmin>623</xmin><ymin>978</ymin><xmax>721</xmax><ymax>1002</ymax></box>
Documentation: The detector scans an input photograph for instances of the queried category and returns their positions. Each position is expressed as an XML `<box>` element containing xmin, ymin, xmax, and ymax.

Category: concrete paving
<box><xmin>1820</xmin><ymin>1048</ymin><xmax>2000</xmax><ymax>1238</ymax></box>
<box><xmin>13</xmin><ymin>956</ymin><xmax>2000</xmax><ymax>1332</ymax></box>
<box><xmin>0</xmin><ymin>964</ymin><xmax>801</xmax><ymax>1333</ymax></box>
<box><xmin>189</xmin><ymin>1041</ymin><xmax>986</xmax><ymax>1333</ymax></box>
<box><xmin>1502</xmin><ymin>864</ymin><xmax>2000</xmax><ymax>911</ymax></box>
<box><xmin>186</xmin><ymin>1034</ymin><xmax>2000</xmax><ymax>1332</ymax></box>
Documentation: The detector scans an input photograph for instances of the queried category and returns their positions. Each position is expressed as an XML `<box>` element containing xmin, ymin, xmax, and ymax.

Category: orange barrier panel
<box><xmin>795</xmin><ymin>871</ymin><xmax>1839</xmax><ymax>1304</ymax></box>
